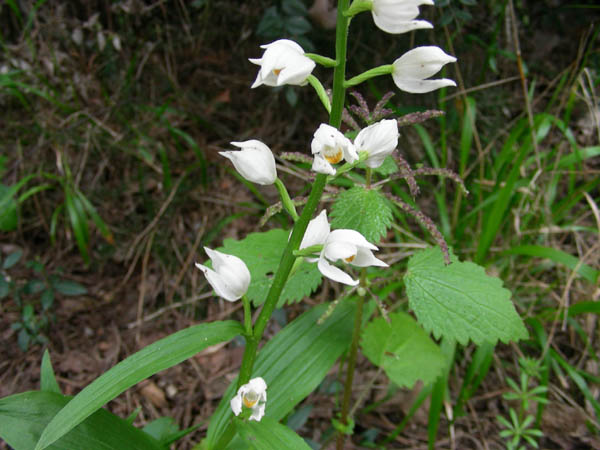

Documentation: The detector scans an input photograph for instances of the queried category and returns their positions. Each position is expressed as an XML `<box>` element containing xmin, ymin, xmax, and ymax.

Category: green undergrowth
<box><xmin>1</xmin><ymin>1</ymin><xmax>599</xmax><ymax>449</ymax></box>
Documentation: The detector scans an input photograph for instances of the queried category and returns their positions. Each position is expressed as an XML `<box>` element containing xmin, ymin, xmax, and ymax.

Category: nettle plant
<box><xmin>0</xmin><ymin>1</ymin><xmax>528</xmax><ymax>449</ymax></box>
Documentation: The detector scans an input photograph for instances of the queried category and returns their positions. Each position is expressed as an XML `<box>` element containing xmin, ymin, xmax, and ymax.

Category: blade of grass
<box><xmin>504</xmin><ymin>245</ymin><xmax>599</xmax><ymax>283</ymax></box>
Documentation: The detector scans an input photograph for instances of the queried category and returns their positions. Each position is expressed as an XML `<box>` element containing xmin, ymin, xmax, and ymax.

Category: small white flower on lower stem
<box><xmin>311</xmin><ymin>124</ymin><xmax>358</xmax><ymax>175</ymax></box>
<box><xmin>195</xmin><ymin>248</ymin><xmax>250</xmax><ymax>302</ymax></box>
<box><xmin>354</xmin><ymin>119</ymin><xmax>399</xmax><ymax>168</ymax></box>
<box><xmin>249</xmin><ymin>39</ymin><xmax>315</xmax><ymax>88</ymax></box>
<box><xmin>371</xmin><ymin>0</ymin><xmax>434</xmax><ymax>34</ymax></box>
<box><xmin>219</xmin><ymin>140</ymin><xmax>277</xmax><ymax>185</ymax></box>
<box><xmin>392</xmin><ymin>46</ymin><xmax>457</xmax><ymax>94</ymax></box>
<box><xmin>230</xmin><ymin>377</ymin><xmax>267</xmax><ymax>421</ymax></box>
<box><xmin>318</xmin><ymin>229</ymin><xmax>388</xmax><ymax>286</ymax></box>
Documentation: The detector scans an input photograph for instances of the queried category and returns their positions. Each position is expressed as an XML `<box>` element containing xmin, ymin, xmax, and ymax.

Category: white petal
<box><xmin>198</xmin><ymin>266</ymin><xmax>240</xmax><ymax>302</ymax></box>
<box><xmin>328</xmin><ymin>229</ymin><xmax>378</xmax><ymax>251</ymax></box>
<box><xmin>300</xmin><ymin>210</ymin><xmax>330</xmax><ymax>249</ymax></box>
<box><xmin>204</xmin><ymin>247</ymin><xmax>251</xmax><ymax>289</ymax></box>
<box><xmin>352</xmin><ymin>247</ymin><xmax>389</xmax><ymax>268</ymax></box>
<box><xmin>220</xmin><ymin>140</ymin><xmax>277</xmax><ymax>185</ymax></box>
<box><xmin>355</xmin><ymin>119</ymin><xmax>398</xmax><ymax>168</ymax></box>
<box><xmin>318</xmin><ymin>256</ymin><xmax>359</xmax><ymax>286</ymax></box>
<box><xmin>343</xmin><ymin>143</ymin><xmax>359</xmax><ymax>163</ymax></box>
<box><xmin>249</xmin><ymin>402</ymin><xmax>266</xmax><ymax>421</ymax></box>
<box><xmin>393</xmin><ymin>46</ymin><xmax>457</xmax><ymax>81</ymax></box>
<box><xmin>323</xmin><ymin>240</ymin><xmax>356</xmax><ymax>262</ymax></box>
<box><xmin>312</xmin><ymin>154</ymin><xmax>336</xmax><ymax>175</ymax></box>
<box><xmin>230</xmin><ymin>393</ymin><xmax>243</xmax><ymax>416</ymax></box>
<box><xmin>372</xmin><ymin>0</ymin><xmax>434</xmax><ymax>34</ymax></box>
<box><xmin>311</xmin><ymin>124</ymin><xmax>339</xmax><ymax>155</ymax></box>
<box><xmin>247</xmin><ymin>377</ymin><xmax>267</xmax><ymax>395</ymax></box>
<box><xmin>392</xmin><ymin>77</ymin><xmax>457</xmax><ymax>94</ymax></box>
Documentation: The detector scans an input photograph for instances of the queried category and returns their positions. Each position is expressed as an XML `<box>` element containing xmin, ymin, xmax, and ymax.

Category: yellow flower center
<box><xmin>242</xmin><ymin>390</ymin><xmax>259</xmax><ymax>408</ymax></box>
<box><xmin>344</xmin><ymin>254</ymin><xmax>356</xmax><ymax>263</ymax></box>
<box><xmin>323</xmin><ymin>146</ymin><xmax>343</xmax><ymax>164</ymax></box>
<box><xmin>272</xmin><ymin>68</ymin><xmax>282</xmax><ymax>76</ymax></box>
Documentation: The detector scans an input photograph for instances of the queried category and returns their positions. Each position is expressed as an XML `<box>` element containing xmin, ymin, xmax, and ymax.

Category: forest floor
<box><xmin>1</xmin><ymin>1</ymin><xmax>600</xmax><ymax>449</ymax></box>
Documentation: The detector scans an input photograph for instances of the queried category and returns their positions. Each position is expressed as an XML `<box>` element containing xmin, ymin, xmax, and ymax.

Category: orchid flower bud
<box><xmin>219</xmin><ymin>140</ymin><xmax>277</xmax><ymax>186</ymax></box>
<box><xmin>392</xmin><ymin>46</ymin><xmax>457</xmax><ymax>94</ymax></box>
<box><xmin>310</xmin><ymin>124</ymin><xmax>358</xmax><ymax>175</ymax></box>
<box><xmin>372</xmin><ymin>0</ymin><xmax>434</xmax><ymax>34</ymax></box>
<box><xmin>230</xmin><ymin>377</ymin><xmax>267</xmax><ymax>421</ymax></box>
<box><xmin>249</xmin><ymin>39</ymin><xmax>316</xmax><ymax>88</ymax></box>
<box><xmin>195</xmin><ymin>247</ymin><xmax>250</xmax><ymax>302</ymax></box>
<box><xmin>354</xmin><ymin>119</ymin><xmax>399</xmax><ymax>168</ymax></box>
<box><xmin>318</xmin><ymin>229</ymin><xmax>388</xmax><ymax>286</ymax></box>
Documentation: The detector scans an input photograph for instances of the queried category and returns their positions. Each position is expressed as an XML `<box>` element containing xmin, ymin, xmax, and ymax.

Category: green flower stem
<box><xmin>293</xmin><ymin>244</ymin><xmax>323</xmax><ymax>257</ymax></box>
<box><xmin>336</xmin><ymin>269</ymin><xmax>367</xmax><ymax>450</ymax></box>
<box><xmin>305</xmin><ymin>53</ymin><xmax>338</xmax><ymax>68</ymax></box>
<box><xmin>217</xmin><ymin>2</ymin><xmax>351</xmax><ymax>448</ymax></box>
<box><xmin>242</xmin><ymin>295</ymin><xmax>252</xmax><ymax>336</ymax></box>
<box><xmin>274</xmin><ymin>178</ymin><xmax>299</xmax><ymax>222</ymax></box>
<box><xmin>344</xmin><ymin>64</ymin><xmax>393</xmax><ymax>88</ymax></box>
<box><xmin>336</xmin><ymin>168</ymin><xmax>371</xmax><ymax>449</ymax></box>
<box><xmin>307</xmin><ymin>75</ymin><xmax>332</xmax><ymax>114</ymax></box>
<box><xmin>344</xmin><ymin>0</ymin><xmax>372</xmax><ymax>17</ymax></box>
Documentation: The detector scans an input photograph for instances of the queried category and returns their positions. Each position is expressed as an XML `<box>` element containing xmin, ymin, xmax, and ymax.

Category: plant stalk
<box><xmin>336</xmin><ymin>270</ymin><xmax>367</xmax><ymax>450</ymax></box>
<box><xmin>235</xmin><ymin>0</ymin><xmax>350</xmax><ymax>389</ymax></box>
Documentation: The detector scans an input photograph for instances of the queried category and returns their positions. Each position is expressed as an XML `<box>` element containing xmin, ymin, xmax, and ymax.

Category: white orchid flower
<box><xmin>311</xmin><ymin>123</ymin><xmax>358</xmax><ymax>175</ymax></box>
<box><xmin>372</xmin><ymin>0</ymin><xmax>434</xmax><ymax>34</ymax></box>
<box><xmin>249</xmin><ymin>39</ymin><xmax>316</xmax><ymax>88</ymax></box>
<box><xmin>195</xmin><ymin>247</ymin><xmax>251</xmax><ymax>302</ymax></box>
<box><xmin>219</xmin><ymin>140</ymin><xmax>277</xmax><ymax>185</ymax></box>
<box><xmin>318</xmin><ymin>229</ymin><xmax>388</xmax><ymax>286</ymax></box>
<box><xmin>354</xmin><ymin>119</ymin><xmax>399</xmax><ymax>168</ymax></box>
<box><xmin>230</xmin><ymin>377</ymin><xmax>267</xmax><ymax>421</ymax></box>
<box><xmin>392</xmin><ymin>46</ymin><xmax>457</xmax><ymax>94</ymax></box>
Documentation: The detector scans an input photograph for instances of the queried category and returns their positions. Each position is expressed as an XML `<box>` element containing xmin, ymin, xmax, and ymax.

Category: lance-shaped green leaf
<box><xmin>234</xmin><ymin>417</ymin><xmax>312</xmax><ymax>450</ymax></box>
<box><xmin>0</xmin><ymin>391</ymin><xmax>163</xmax><ymax>450</ymax></box>
<box><xmin>205</xmin><ymin>299</ymin><xmax>356</xmax><ymax>447</ymax></box>
<box><xmin>219</xmin><ymin>229</ymin><xmax>322</xmax><ymax>307</ymax></box>
<box><xmin>361</xmin><ymin>312</ymin><xmax>445</xmax><ymax>388</ymax></box>
<box><xmin>35</xmin><ymin>320</ymin><xmax>243</xmax><ymax>450</ymax></box>
<box><xmin>404</xmin><ymin>247</ymin><xmax>528</xmax><ymax>345</ymax></box>
<box><xmin>330</xmin><ymin>186</ymin><xmax>392</xmax><ymax>243</ymax></box>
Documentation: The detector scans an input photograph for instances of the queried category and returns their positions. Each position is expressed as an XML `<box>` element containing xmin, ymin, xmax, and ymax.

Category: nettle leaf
<box><xmin>330</xmin><ymin>186</ymin><xmax>392</xmax><ymax>243</ymax></box>
<box><xmin>220</xmin><ymin>229</ymin><xmax>321</xmax><ymax>307</ymax></box>
<box><xmin>404</xmin><ymin>247</ymin><xmax>528</xmax><ymax>345</ymax></box>
<box><xmin>361</xmin><ymin>312</ymin><xmax>446</xmax><ymax>388</ymax></box>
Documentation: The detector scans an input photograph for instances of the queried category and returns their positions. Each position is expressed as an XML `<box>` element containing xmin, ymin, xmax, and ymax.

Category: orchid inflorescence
<box><xmin>195</xmin><ymin>0</ymin><xmax>458</xmax><ymax>423</ymax></box>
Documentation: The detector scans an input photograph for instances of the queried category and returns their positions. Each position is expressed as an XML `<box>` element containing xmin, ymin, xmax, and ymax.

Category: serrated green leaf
<box><xmin>235</xmin><ymin>417</ymin><xmax>311</xmax><ymax>450</ymax></box>
<box><xmin>0</xmin><ymin>391</ymin><xmax>163</xmax><ymax>450</ymax></box>
<box><xmin>361</xmin><ymin>312</ymin><xmax>445</xmax><ymax>388</ymax></box>
<box><xmin>404</xmin><ymin>247</ymin><xmax>528</xmax><ymax>345</ymax></box>
<box><xmin>35</xmin><ymin>320</ymin><xmax>243</xmax><ymax>450</ymax></box>
<box><xmin>330</xmin><ymin>186</ymin><xmax>392</xmax><ymax>243</ymax></box>
<box><xmin>220</xmin><ymin>229</ymin><xmax>321</xmax><ymax>307</ymax></box>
